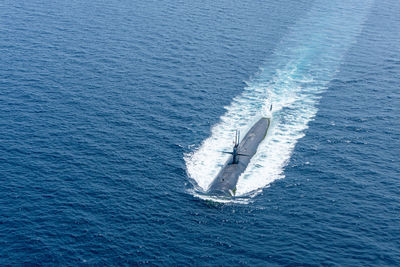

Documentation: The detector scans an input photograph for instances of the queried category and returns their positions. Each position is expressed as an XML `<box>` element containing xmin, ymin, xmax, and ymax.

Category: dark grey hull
<box><xmin>207</xmin><ymin>118</ymin><xmax>270</xmax><ymax>197</ymax></box>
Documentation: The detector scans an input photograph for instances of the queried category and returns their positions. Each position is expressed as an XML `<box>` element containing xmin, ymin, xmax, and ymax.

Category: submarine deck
<box><xmin>207</xmin><ymin>117</ymin><xmax>270</xmax><ymax>196</ymax></box>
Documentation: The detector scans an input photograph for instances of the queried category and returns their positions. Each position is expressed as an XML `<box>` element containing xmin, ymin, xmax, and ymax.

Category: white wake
<box><xmin>185</xmin><ymin>0</ymin><xmax>373</xmax><ymax>203</ymax></box>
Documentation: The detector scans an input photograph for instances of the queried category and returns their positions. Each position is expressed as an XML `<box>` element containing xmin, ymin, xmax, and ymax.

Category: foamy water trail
<box><xmin>185</xmin><ymin>0</ymin><xmax>373</xmax><ymax>202</ymax></box>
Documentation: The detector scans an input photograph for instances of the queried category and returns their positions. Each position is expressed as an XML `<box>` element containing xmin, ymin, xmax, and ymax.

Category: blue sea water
<box><xmin>1</xmin><ymin>0</ymin><xmax>399</xmax><ymax>265</ymax></box>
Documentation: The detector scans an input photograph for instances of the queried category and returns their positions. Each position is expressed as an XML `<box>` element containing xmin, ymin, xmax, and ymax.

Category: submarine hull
<box><xmin>207</xmin><ymin>118</ymin><xmax>270</xmax><ymax>196</ymax></box>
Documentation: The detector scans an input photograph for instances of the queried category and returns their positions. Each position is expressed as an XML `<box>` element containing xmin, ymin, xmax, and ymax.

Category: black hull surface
<box><xmin>207</xmin><ymin>118</ymin><xmax>270</xmax><ymax>196</ymax></box>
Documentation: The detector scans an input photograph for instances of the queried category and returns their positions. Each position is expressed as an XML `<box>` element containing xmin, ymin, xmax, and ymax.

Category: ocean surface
<box><xmin>1</xmin><ymin>0</ymin><xmax>399</xmax><ymax>265</ymax></box>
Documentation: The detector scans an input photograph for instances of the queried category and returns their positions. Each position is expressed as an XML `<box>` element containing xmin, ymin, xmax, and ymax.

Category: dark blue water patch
<box><xmin>0</xmin><ymin>0</ymin><xmax>311</xmax><ymax>265</ymax></box>
<box><xmin>283</xmin><ymin>0</ymin><xmax>400</xmax><ymax>264</ymax></box>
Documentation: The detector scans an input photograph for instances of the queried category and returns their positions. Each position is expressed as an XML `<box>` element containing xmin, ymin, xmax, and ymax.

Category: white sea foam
<box><xmin>185</xmin><ymin>0</ymin><xmax>373</xmax><ymax>203</ymax></box>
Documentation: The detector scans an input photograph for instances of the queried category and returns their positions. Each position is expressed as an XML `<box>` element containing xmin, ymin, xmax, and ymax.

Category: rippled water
<box><xmin>1</xmin><ymin>0</ymin><xmax>399</xmax><ymax>265</ymax></box>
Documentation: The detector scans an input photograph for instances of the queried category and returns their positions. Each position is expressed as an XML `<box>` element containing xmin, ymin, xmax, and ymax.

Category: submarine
<box><xmin>207</xmin><ymin>116</ymin><xmax>270</xmax><ymax>197</ymax></box>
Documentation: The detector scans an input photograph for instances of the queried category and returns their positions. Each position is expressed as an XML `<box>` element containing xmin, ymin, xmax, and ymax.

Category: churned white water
<box><xmin>185</xmin><ymin>0</ymin><xmax>373</xmax><ymax>202</ymax></box>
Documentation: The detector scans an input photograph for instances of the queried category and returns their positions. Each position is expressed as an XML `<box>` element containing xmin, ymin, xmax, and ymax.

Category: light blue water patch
<box><xmin>186</xmin><ymin>0</ymin><xmax>374</xmax><ymax>201</ymax></box>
